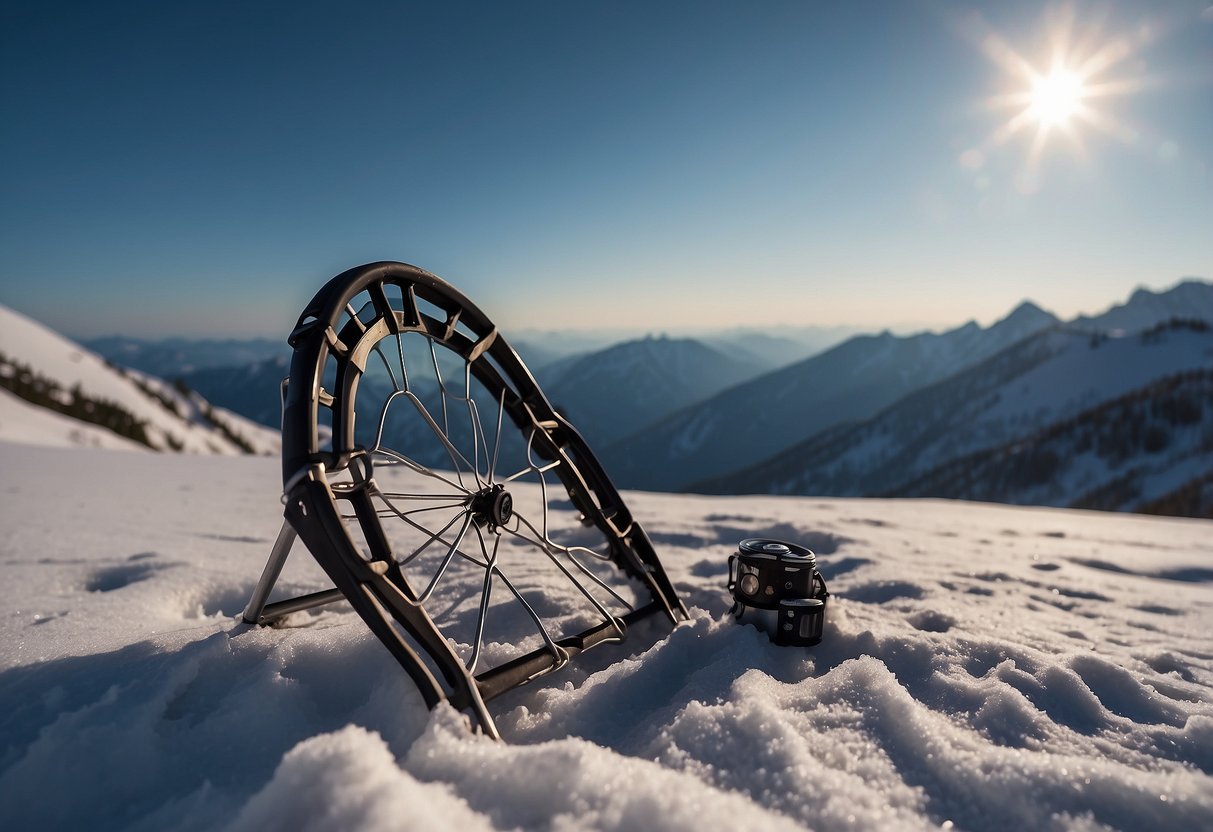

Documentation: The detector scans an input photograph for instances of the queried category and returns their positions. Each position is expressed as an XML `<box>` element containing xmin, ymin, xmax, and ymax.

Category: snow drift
<box><xmin>1</xmin><ymin>443</ymin><xmax>1210</xmax><ymax>830</ymax></box>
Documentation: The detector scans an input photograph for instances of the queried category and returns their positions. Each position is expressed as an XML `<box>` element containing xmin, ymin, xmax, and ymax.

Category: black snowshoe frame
<box><xmin>243</xmin><ymin>261</ymin><xmax>688</xmax><ymax>738</ymax></box>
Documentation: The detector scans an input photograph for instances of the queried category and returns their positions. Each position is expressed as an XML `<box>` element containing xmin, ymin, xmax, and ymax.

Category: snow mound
<box><xmin>1</xmin><ymin>444</ymin><xmax>1211</xmax><ymax>830</ymax></box>
<box><xmin>228</xmin><ymin>726</ymin><xmax>494</xmax><ymax>832</ymax></box>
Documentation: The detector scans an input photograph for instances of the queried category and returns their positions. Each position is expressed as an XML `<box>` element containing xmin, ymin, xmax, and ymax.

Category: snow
<box><xmin>973</xmin><ymin>327</ymin><xmax>1209</xmax><ymax>435</ymax></box>
<box><xmin>0</xmin><ymin>303</ymin><xmax>279</xmax><ymax>455</ymax></box>
<box><xmin>2</xmin><ymin>442</ymin><xmax>1212</xmax><ymax>831</ymax></box>
<box><xmin>0</xmin><ymin>386</ymin><xmax>147</xmax><ymax>451</ymax></box>
<box><xmin>902</xmin><ymin>324</ymin><xmax>1212</xmax><ymax>483</ymax></box>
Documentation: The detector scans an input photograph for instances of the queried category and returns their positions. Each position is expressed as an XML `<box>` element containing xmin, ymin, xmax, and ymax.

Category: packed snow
<box><xmin>1</xmin><ymin>442</ymin><xmax>1211</xmax><ymax>831</ymax></box>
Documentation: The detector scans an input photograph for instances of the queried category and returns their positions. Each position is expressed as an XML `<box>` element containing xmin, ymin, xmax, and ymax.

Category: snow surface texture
<box><xmin>2</xmin><ymin>444</ymin><xmax>1212</xmax><ymax>831</ymax></box>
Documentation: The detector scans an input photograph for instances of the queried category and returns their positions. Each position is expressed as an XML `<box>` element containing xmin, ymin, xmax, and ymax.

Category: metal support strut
<box><xmin>241</xmin><ymin>519</ymin><xmax>345</xmax><ymax>625</ymax></box>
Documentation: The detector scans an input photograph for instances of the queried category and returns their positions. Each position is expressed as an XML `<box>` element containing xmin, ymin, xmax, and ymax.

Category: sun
<box><xmin>1029</xmin><ymin>68</ymin><xmax>1085</xmax><ymax>127</ymax></box>
<box><xmin>958</xmin><ymin>2</ymin><xmax>1161</xmax><ymax>187</ymax></box>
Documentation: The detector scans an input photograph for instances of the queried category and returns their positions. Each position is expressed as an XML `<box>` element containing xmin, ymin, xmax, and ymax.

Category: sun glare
<box><xmin>1029</xmin><ymin>68</ymin><xmax>1084</xmax><ymax>127</ymax></box>
<box><xmin>960</xmin><ymin>3</ymin><xmax>1163</xmax><ymax>190</ymax></box>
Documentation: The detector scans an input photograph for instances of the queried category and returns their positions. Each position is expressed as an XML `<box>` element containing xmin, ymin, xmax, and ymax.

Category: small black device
<box><xmin>727</xmin><ymin>538</ymin><xmax>829</xmax><ymax>646</ymax></box>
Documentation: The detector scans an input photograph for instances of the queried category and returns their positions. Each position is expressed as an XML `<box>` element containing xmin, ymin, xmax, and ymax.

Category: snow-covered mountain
<box><xmin>603</xmin><ymin>299</ymin><xmax>1061</xmax><ymax>491</ymax></box>
<box><xmin>1074</xmin><ymin>278</ymin><xmax>1213</xmax><ymax>335</ymax></box>
<box><xmin>0</xmin><ymin>386</ymin><xmax>149</xmax><ymax>451</ymax></box>
<box><xmin>538</xmin><ymin>336</ymin><xmax>768</xmax><ymax>446</ymax></box>
<box><xmin>889</xmin><ymin>368</ymin><xmax>1213</xmax><ymax>515</ymax></box>
<box><xmin>0</xmin><ymin>303</ymin><xmax>278</xmax><ymax>455</ymax></box>
<box><xmin>697</xmin><ymin>321</ymin><xmax>1213</xmax><ymax>516</ymax></box>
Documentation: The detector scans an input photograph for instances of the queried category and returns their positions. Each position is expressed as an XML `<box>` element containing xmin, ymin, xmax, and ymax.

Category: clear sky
<box><xmin>1</xmin><ymin>0</ymin><xmax>1210</xmax><ymax>339</ymax></box>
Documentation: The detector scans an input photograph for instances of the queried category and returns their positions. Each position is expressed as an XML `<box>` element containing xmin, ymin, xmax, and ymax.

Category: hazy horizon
<box><xmin>0</xmin><ymin>270</ymin><xmax>1206</xmax><ymax>346</ymax></box>
<box><xmin>2</xmin><ymin>2</ymin><xmax>1210</xmax><ymax>340</ymax></box>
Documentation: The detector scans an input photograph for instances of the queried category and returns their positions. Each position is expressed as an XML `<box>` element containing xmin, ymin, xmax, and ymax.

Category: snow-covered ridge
<box><xmin>0</xmin><ymin>303</ymin><xmax>278</xmax><ymax>455</ymax></box>
<box><xmin>0</xmin><ymin>386</ymin><xmax>147</xmax><ymax>451</ymax></box>
<box><xmin>701</xmin><ymin>321</ymin><xmax>1213</xmax><ymax>513</ymax></box>
<box><xmin>1074</xmin><ymin>278</ymin><xmax>1213</xmax><ymax>335</ymax></box>
<box><xmin>892</xmin><ymin>368</ymin><xmax>1213</xmax><ymax>514</ymax></box>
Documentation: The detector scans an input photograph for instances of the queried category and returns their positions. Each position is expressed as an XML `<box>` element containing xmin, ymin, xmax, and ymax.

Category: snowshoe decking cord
<box><xmin>243</xmin><ymin>261</ymin><xmax>688</xmax><ymax>738</ymax></box>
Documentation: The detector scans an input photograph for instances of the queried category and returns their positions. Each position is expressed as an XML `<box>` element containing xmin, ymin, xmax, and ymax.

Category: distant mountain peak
<box><xmin>1176</xmin><ymin>276</ymin><xmax>1210</xmax><ymax>289</ymax></box>
<box><xmin>1008</xmin><ymin>299</ymin><xmax>1046</xmax><ymax>316</ymax></box>
<box><xmin>996</xmin><ymin>300</ymin><xmax>1058</xmax><ymax>329</ymax></box>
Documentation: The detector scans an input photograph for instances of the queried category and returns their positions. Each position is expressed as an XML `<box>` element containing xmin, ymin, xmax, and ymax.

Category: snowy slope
<box><xmin>604</xmin><ymin>301</ymin><xmax>1060</xmax><ymax>491</ymax></box>
<box><xmin>2</xmin><ymin>443</ymin><xmax>1211</xmax><ymax>831</ymax></box>
<box><xmin>0</xmin><ymin>386</ymin><xmax>147</xmax><ymax>451</ymax></box>
<box><xmin>0</xmin><ymin>303</ymin><xmax>278</xmax><ymax>455</ymax></box>
<box><xmin>889</xmin><ymin>370</ymin><xmax>1213</xmax><ymax>514</ymax></box>
<box><xmin>700</xmin><ymin>321</ymin><xmax>1213</xmax><ymax>506</ymax></box>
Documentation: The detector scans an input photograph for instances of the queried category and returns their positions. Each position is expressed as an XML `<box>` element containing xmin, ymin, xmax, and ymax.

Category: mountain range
<box><xmin>1070</xmin><ymin>279</ymin><xmax>1213</xmax><ymax>334</ymax></box>
<box><xmin>11</xmin><ymin>277</ymin><xmax>1213</xmax><ymax>517</ymax></box>
<box><xmin>81</xmin><ymin>336</ymin><xmax>289</xmax><ymax>378</ymax></box>
<box><xmin>694</xmin><ymin>318</ymin><xmax>1212</xmax><ymax>513</ymax></box>
<box><xmin>536</xmin><ymin>336</ymin><xmax>766</xmax><ymax>445</ymax></box>
<box><xmin>601</xmin><ymin>299</ymin><xmax>1062</xmax><ymax>490</ymax></box>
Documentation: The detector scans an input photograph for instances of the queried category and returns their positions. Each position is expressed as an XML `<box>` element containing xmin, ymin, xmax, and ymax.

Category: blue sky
<box><xmin>1</xmin><ymin>0</ymin><xmax>1210</xmax><ymax>339</ymax></box>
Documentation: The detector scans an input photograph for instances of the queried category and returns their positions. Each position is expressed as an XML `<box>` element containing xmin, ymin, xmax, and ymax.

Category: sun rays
<box><xmin>960</xmin><ymin>2</ymin><xmax>1168</xmax><ymax>192</ymax></box>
